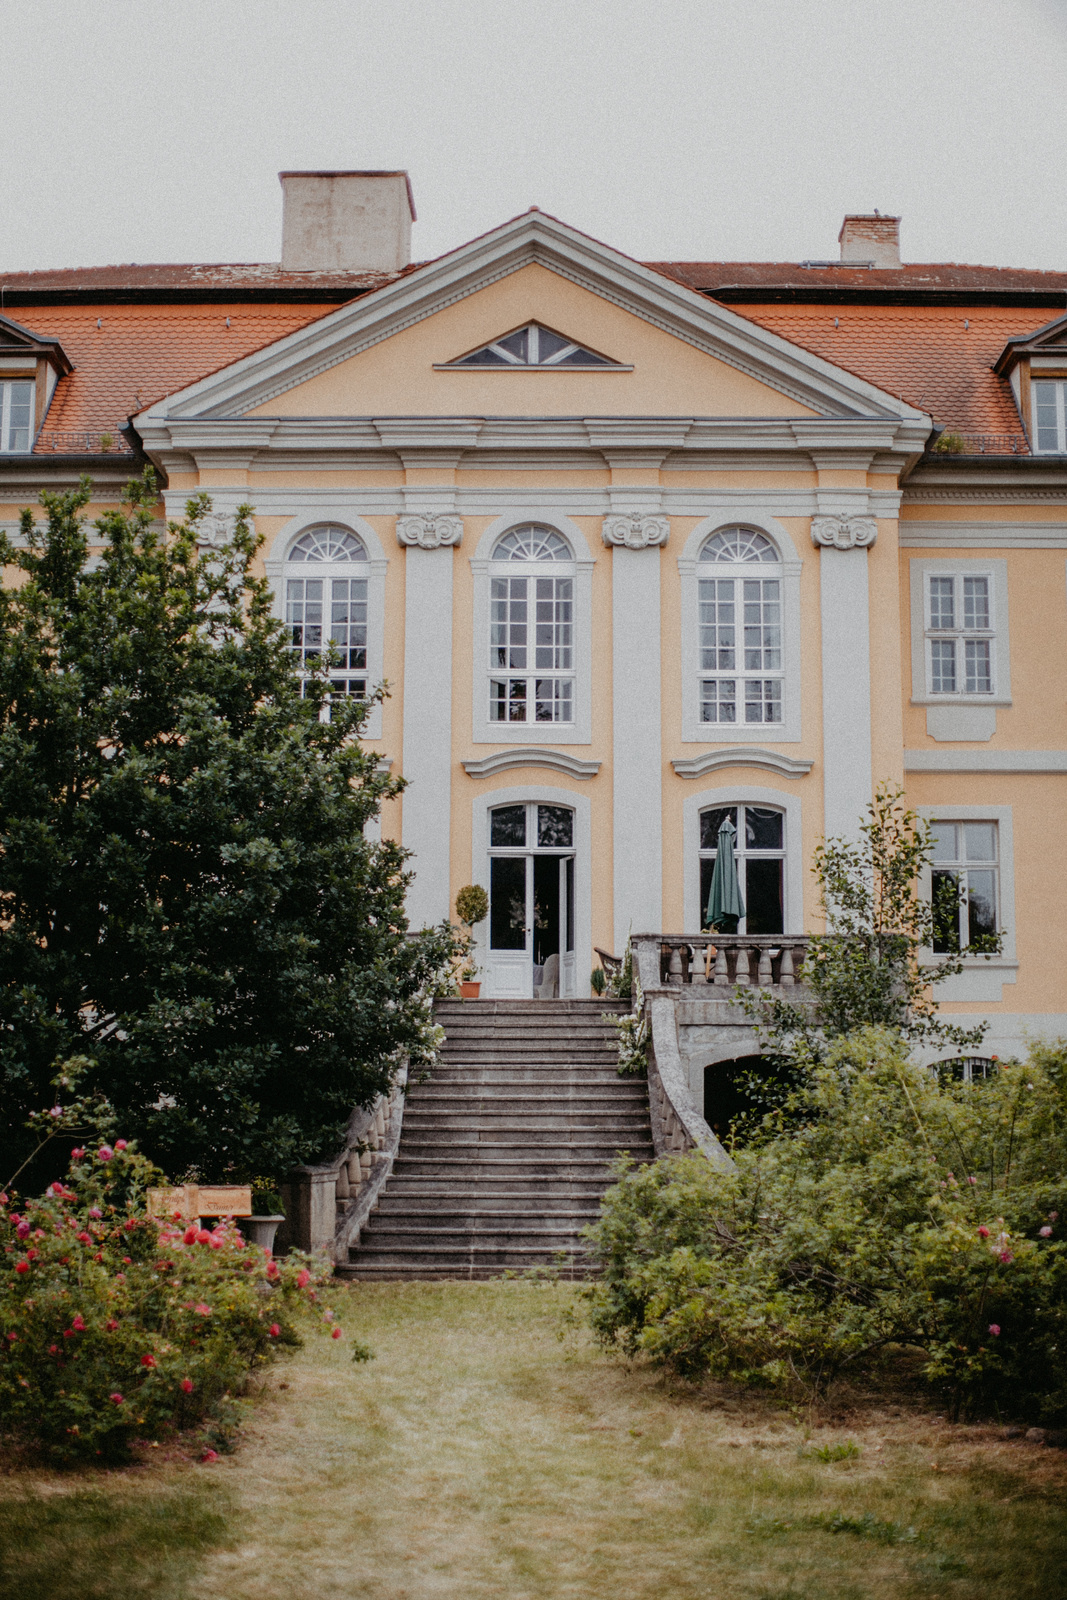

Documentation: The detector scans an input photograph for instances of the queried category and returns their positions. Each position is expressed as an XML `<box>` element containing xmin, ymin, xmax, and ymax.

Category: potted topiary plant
<box><xmin>455</xmin><ymin>884</ymin><xmax>489</xmax><ymax>998</ymax></box>
<box><xmin>241</xmin><ymin>1184</ymin><xmax>286</xmax><ymax>1254</ymax></box>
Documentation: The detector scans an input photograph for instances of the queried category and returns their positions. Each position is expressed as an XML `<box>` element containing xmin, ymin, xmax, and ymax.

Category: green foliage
<box><xmin>745</xmin><ymin>787</ymin><xmax>990</xmax><ymax>1094</ymax></box>
<box><xmin>0</xmin><ymin>473</ymin><xmax>462</xmax><ymax>1185</ymax></box>
<box><xmin>932</xmin><ymin>431</ymin><xmax>966</xmax><ymax>455</ymax></box>
<box><xmin>589</xmin><ymin>967</ymin><xmax>607</xmax><ymax>996</ymax></box>
<box><xmin>586</xmin><ymin>1028</ymin><xmax>1067</xmax><ymax>1422</ymax></box>
<box><xmin>454</xmin><ymin>884</ymin><xmax>489</xmax><ymax>927</ymax></box>
<box><xmin>605</xmin><ymin>938</ymin><xmax>633</xmax><ymax>1000</ymax></box>
<box><xmin>0</xmin><ymin>1141</ymin><xmax>337</xmax><ymax>1462</ymax></box>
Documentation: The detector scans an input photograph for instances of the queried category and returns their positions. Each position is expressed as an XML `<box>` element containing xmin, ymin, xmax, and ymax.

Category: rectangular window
<box><xmin>698</xmin><ymin>576</ymin><xmax>782</xmax><ymax>725</ymax></box>
<box><xmin>931</xmin><ymin>822</ymin><xmax>999</xmax><ymax>954</ymax></box>
<box><xmin>1033</xmin><ymin>379</ymin><xmax>1067</xmax><ymax>454</ymax></box>
<box><xmin>287</xmin><ymin>576</ymin><xmax>368</xmax><ymax>700</ymax></box>
<box><xmin>926</xmin><ymin>573</ymin><xmax>994</xmax><ymax>696</ymax></box>
<box><xmin>0</xmin><ymin>380</ymin><xmax>34</xmax><ymax>453</ymax></box>
<box><xmin>489</xmin><ymin>574</ymin><xmax>573</xmax><ymax>723</ymax></box>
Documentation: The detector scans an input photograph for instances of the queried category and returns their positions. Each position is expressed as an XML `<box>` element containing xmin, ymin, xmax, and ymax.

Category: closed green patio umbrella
<box><xmin>706</xmin><ymin>815</ymin><xmax>745</xmax><ymax>933</ymax></box>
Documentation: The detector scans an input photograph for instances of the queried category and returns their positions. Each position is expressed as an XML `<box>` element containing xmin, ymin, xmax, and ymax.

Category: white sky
<box><xmin>3</xmin><ymin>0</ymin><xmax>1066</xmax><ymax>274</ymax></box>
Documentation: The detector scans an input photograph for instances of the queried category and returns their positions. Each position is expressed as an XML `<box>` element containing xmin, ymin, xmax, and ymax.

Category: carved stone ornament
<box><xmin>395</xmin><ymin>513</ymin><xmax>464</xmax><ymax>549</ymax></box>
<box><xmin>601</xmin><ymin>513</ymin><xmax>671</xmax><ymax>549</ymax></box>
<box><xmin>196</xmin><ymin>510</ymin><xmax>237</xmax><ymax>548</ymax></box>
<box><xmin>810</xmin><ymin>515</ymin><xmax>878</xmax><ymax>550</ymax></box>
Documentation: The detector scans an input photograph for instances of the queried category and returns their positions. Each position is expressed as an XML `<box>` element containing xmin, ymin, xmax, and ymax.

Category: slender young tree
<box><xmin>0</xmin><ymin>472</ymin><xmax>455</xmax><ymax>1184</ymax></box>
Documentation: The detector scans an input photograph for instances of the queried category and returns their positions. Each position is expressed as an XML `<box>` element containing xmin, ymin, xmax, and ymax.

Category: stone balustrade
<box><xmin>641</xmin><ymin>933</ymin><xmax>809</xmax><ymax>989</ymax></box>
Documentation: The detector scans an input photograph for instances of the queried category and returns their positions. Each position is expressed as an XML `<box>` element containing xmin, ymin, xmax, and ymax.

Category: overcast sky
<box><xmin>3</xmin><ymin>0</ymin><xmax>1066</xmax><ymax>274</ymax></box>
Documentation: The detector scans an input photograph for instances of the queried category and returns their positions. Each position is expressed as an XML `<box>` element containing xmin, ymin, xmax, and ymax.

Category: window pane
<box><xmin>490</xmin><ymin>805</ymin><xmax>526</xmax><ymax>848</ymax></box>
<box><xmin>963</xmin><ymin>576</ymin><xmax>990</xmax><ymax>631</ymax></box>
<box><xmin>496</xmin><ymin>328</ymin><xmax>528</xmax><ymax>360</ymax></box>
<box><xmin>329</xmin><ymin>577</ymin><xmax>367</xmax><ymax>670</ymax></box>
<box><xmin>534</xmin><ymin>677</ymin><xmax>572</xmax><ymax>721</ymax></box>
<box><xmin>964</xmin><ymin>638</ymin><xmax>991</xmax><ymax>694</ymax></box>
<box><xmin>745</xmin><ymin>806</ymin><xmax>783</xmax><ymax>851</ymax></box>
<box><xmin>535</xmin><ymin>327</ymin><xmax>571</xmax><ymax>361</ymax></box>
<box><xmin>967</xmin><ymin>869</ymin><xmax>997</xmax><ymax>947</ymax></box>
<box><xmin>700</xmin><ymin>678</ymin><xmax>736</xmax><ymax>723</ymax></box>
<box><xmin>745</xmin><ymin>858</ymin><xmax>783</xmax><ymax>935</ymax></box>
<box><xmin>1034</xmin><ymin>382</ymin><xmax>1060</xmax><ymax>452</ymax></box>
<box><xmin>930</xmin><ymin>638</ymin><xmax>956</xmax><ymax>693</ymax></box>
<box><xmin>744</xmin><ymin>679</ymin><xmax>782</xmax><ymax>723</ymax></box>
<box><xmin>538</xmin><ymin>805</ymin><xmax>573</xmax><ymax>849</ymax></box>
<box><xmin>490</xmin><ymin>856</ymin><xmax>527</xmax><ymax>948</ymax></box>
<box><xmin>698</xmin><ymin>578</ymin><xmax>735</xmax><ymax>670</ymax></box>
<box><xmin>929</xmin><ymin>576</ymin><xmax>955</xmax><ymax>630</ymax></box>
<box><xmin>533</xmin><ymin>577</ymin><xmax>572</xmax><ymax>670</ymax></box>
<box><xmin>700</xmin><ymin>807</ymin><xmax>737</xmax><ymax>851</ymax></box>
<box><xmin>932</xmin><ymin>869</ymin><xmax>961</xmax><ymax>952</ymax></box>
<box><xmin>489</xmin><ymin>576</ymin><xmax>527</xmax><ymax>669</ymax></box>
<box><xmin>930</xmin><ymin>823</ymin><xmax>958</xmax><ymax>863</ymax></box>
<box><xmin>742</xmin><ymin>579</ymin><xmax>781</xmax><ymax>670</ymax></box>
<box><xmin>963</xmin><ymin>823</ymin><xmax>996</xmax><ymax>862</ymax></box>
<box><xmin>5</xmin><ymin>382</ymin><xmax>33</xmax><ymax>452</ymax></box>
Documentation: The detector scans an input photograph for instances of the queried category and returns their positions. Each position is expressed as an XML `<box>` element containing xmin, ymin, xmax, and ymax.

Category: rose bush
<box><xmin>0</xmin><ymin>1141</ymin><xmax>338</xmax><ymax>1461</ymax></box>
<box><xmin>586</xmin><ymin>1028</ymin><xmax>1067</xmax><ymax>1422</ymax></box>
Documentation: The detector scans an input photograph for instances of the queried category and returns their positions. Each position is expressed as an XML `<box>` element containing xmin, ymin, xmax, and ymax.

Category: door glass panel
<box><xmin>532</xmin><ymin>854</ymin><xmax>561</xmax><ymax>967</ymax></box>
<box><xmin>565</xmin><ymin>856</ymin><xmax>575</xmax><ymax>952</ymax></box>
<box><xmin>699</xmin><ymin>806</ymin><xmax>737</xmax><ymax>850</ymax></box>
<box><xmin>490</xmin><ymin>856</ymin><xmax>527</xmax><ymax>949</ymax></box>
<box><xmin>537</xmin><ymin>805</ymin><xmax>573</xmax><ymax>848</ymax></box>
<box><xmin>746</xmin><ymin>807</ymin><xmax>783</xmax><ymax>851</ymax></box>
<box><xmin>745</xmin><ymin>859</ymin><xmax>783</xmax><ymax>934</ymax></box>
<box><xmin>490</xmin><ymin>805</ymin><xmax>526</xmax><ymax>848</ymax></box>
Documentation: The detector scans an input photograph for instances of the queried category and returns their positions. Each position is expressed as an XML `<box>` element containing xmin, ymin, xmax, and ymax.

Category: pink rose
<box><xmin>114</xmin><ymin>1140</ymin><xmax>128</xmax><ymax>1151</ymax></box>
<box><xmin>269</xmin><ymin>1323</ymin><xmax>281</xmax><ymax>1338</ymax></box>
<box><xmin>88</xmin><ymin>1208</ymin><xmax>102</xmax><ymax>1219</ymax></box>
<box><xmin>967</xmin><ymin>1176</ymin><xmax>978</xmax><ymax>1186</ymax></box>
<box><xmin>977</xmin><ymin>1226</ymin><xmax>990</xmax><ymax>1239</ymax></box>
<box><xmin>1040</xmin><ymin>1225</ymin><xmax>1053</xmax><ymax>1237</ymax></box>
<box><xmin>183</xmin><ymin>1226</ymin><xmax>198</xmax><ymax>1245</ymax></box>
<box><xmin>109</xmin><ymin>1392</ymin><xmax>124</xmax><ymax>1405</ymax></box>
<box><xmin>331</xmin><ymin>1327</ymin><xmax>342</xmax><ymax>1339</ymax></box>
<box><xmin>999</xmin><ymin>1251</ymin><xmax>1014</xmax><ymax>1264</ymax></box>
<box><xmin>180</xmin><ymin>1377</ymin><xmax>194</xmax><ymax>1393</ymax></box>
<box><xmin>197</xmin><ymin>1230</ymin><xmax>212</xmax><ymax>1245</ymax></box>
<box><xmin>72</xmin><ymin>1314</ymin><xmax>86</xmax><ymax>1331</ymax></box>
<box><xmin>141</xmin><ymin>1353</ymin><xmax>157</xmax><ymax>1368</ymax></box>
<box><xmin>106</xmin><ymin>1319</ymin><xmax>119</xmax><ymax>1331</ymax></box>
<box><xmin>194</xmin><ymin>1303</ymin><xmax>212</xmax><ymax>1317</ymax></box>
<box><xmin>71</xmin><ymin>1148</ymin><xmax>84</xmax><ymax>1160</ymax></box>
<box><xmin>97</xmin><ymin>1146</ymin><xmax>113</xmax><ymax>1162</ymax></box>
<box><xmin>15</xmin><ymin>1221</ymin><xmax>29</xmax><ymax>1239</ymax></box>
<box><xmin>15</xmin><ymin>1260</ymin><xmax>28</xmax><ymax>1274</ymax></box>
<box><xmin>989</xmin><ymin>1324</ymin><xmax>1001</xmax><ymax>1336</ymax></box>
<box><xmin>296</xmin><ymin>1269</ymin><xmax>310</xmax><ymax>1289</ymax></box>
<box><xmin>77</xmin><ymin>1231</ymin><xmax>92</xmax><ymax>1244</ymax></box>
<box><xmin>201</xmin><ymin>1448</ymin><xmax>219</xmax><ymax>1463</ymax></box>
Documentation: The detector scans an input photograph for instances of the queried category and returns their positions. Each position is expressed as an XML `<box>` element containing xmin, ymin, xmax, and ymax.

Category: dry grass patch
<box><xmin>3</xmin><ymin>1280</ymin><xmax>1067</xmax><ymax>1600</ymax></box>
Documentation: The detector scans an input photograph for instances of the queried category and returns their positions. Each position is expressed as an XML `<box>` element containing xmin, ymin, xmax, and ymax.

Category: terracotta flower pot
<box><xmin>459</xmin><ymin>981</ymin><xmax>481</xmax><ymax>999</ymax></box>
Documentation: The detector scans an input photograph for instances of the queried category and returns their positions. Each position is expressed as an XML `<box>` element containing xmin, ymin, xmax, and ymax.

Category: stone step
<box><xmin>402</xmin><ymin>1110</ymin><xmax>650</xmax><ymax>1129</ymax></box>
<box><xmin>375</xmin><ymin>1199</ymin><xmax>601</xmax><ymax>1218</ymax></box>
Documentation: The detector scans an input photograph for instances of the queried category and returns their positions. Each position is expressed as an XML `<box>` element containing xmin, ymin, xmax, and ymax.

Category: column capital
<box><xmin>811</xmin><ymin>514</ymin><xmax>877</xmax><ymax>551</ymax></box>
<box><xmin>396</xmin><ymin>513</ymin><xmax>463</xmax><ymax>550</ymax></box>
<box><xmin>602</xmin><ymin>512</ymin><xmax>670</xmax><ymax>550</ymax></box>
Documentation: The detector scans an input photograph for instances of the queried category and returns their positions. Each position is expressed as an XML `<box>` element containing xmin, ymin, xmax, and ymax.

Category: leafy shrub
<box><xmin>585</xmin><ymin>1028</ymin><xmax>1067</xmax><ymax>1422</ymax></box>
<box><xmin>455</xmin><ymin>884</ymin><xmax>488</xmax><ymax>927</ymax></box>
<box><xmin>0</xmin><ymin>1142</ymin><xmax>338</xmax><ymax>1461</ymax></box>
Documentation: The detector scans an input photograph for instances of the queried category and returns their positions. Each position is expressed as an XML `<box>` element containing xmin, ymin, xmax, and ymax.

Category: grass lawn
<box><xmin>2</xmin><ymin>1279</ymin><xmax>1066</xmax><ymax>1600</ymax></box>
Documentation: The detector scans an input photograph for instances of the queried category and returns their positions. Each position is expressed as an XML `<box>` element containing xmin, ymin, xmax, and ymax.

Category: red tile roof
<box><xmin>725</xmin><ymin>302</ymin><xmax>1031</xmax><ymax>444</ymax></box>
<box><xmin>12</xmin><ymin>302</ymin><xmax>333</xmax><ymax>444</ymax></box>
<box><xmin>650</xmin><ymin>261</ymin><xmax>1067</xmax><ymax>301</ymax></box>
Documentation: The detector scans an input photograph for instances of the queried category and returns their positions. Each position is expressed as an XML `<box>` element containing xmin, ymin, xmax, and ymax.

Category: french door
<box><xmin>485</xmin><ymin>802</ymin><xmax>576</xmax><ymax>999</ymax></box>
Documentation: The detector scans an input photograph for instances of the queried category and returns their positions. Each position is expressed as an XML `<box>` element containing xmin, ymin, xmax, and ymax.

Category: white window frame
<box><xmin>1032</xmin><ymin>378</ymin><xmax>1067</xmax><ymax>454</ymax></box>
<box><xmin>917</xmin><ymin>804</ymin><xmax>1018</xmax><ymax>1002</ymax></box>
<box><xmin>470</xmin><ymin>511</ymin><xmax>594</xmax><ymax>745</ymax></box>
<box><xmin>0</xmin><ymin>378</ymin><xmax>35</xmax><ymax>453</ymax></box>
<box><xmin>909</xmin><ymin>559</ymin><xmax>1011</xmax><ymax>707</ymax></box>
<box><xmin>679</xmin><ymin>513</ymin><xmax>803</xmax><ymax>744</ymax></box>
<box><xmin>265</xmin><ymin>513</ymin><xmax>388</xmax><ymax>740</ymax></box>
<box><xmin>682</xmin><ymin>783</ymin><xmax>804</xmax><ymax>935</ymax></box>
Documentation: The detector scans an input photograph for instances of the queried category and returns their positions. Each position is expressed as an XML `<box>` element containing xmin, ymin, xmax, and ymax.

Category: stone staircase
<box><xmin>339</xmin><ymin>999</ymin><xmax>656</xmax><ymax>1280</ymax></box>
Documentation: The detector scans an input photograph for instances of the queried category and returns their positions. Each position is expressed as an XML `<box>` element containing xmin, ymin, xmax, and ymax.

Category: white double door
<box><xmin>484</xmin><ymin>801</ymin><xmax>576</xmax><ymax>1000</ymax></box>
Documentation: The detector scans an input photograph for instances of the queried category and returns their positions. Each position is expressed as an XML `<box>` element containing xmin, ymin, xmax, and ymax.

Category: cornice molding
<box><xmin>396</xmin><ymin>513</ymin><xmax>463</xmax><ymax>549</ymax></box>
<box><xmin>811</xmin><ymin>514</ymin><xmax>877</xmax><ymax>550</ymax></box>
<box><xmin>462</xmin><ymin>748</ymin><xmax>601</xmax><ymax>780</ymax></box>
<box><xmin>671</xmin><ymin>748</ymin><xmax>814</xmax><ymax>779</ymax></box>
<box><xmin>601</xmin><ymin>512</ymin><xmax>670</xmax><ymax>549</ymax></box>
<box><xmin>902</xmin><ymin>487</ymin><xmax>1067</xmax><ymax>505</ymax></box>
<box><xmin>899</xmin><ymin>521</ymin><xmax>1067</xmax><ymax>548</ymax></box>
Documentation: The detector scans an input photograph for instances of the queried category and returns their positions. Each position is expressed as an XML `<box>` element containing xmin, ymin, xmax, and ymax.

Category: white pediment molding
<box><xmin>462</xmin><ymin>749</ymin><xmax>602</xmax><ymax>780</ymax></box>
<box><xmin>134</xmin><ymin>211</ymin><xmax>931</xmax><ymax>432</ymax></box>
<box><xmin>671</xmin><ymin>748</ymin><xmax>814</xmax><ymax>779</ymax></box>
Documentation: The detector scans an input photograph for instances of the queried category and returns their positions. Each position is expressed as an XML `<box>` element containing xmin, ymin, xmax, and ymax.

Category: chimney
<box><xmin>838</xmin><ymin>212</ymin><xmax>901</xmax><ymax>269</ymax></box>
<box><xmin>279</xmin><ymin>170</ymin><xmax>416</xmax><ymax>273</ymax></box>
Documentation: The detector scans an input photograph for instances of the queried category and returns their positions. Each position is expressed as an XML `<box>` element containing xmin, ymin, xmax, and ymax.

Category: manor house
<box><xmin>3</xmin><ymin>171</ymin><xmax>1066</xmax><ymax>1061</ymax></box>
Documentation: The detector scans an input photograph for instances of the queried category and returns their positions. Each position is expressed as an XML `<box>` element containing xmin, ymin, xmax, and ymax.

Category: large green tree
<box><xmin>0</xmin><ymin>473</ymin><xmax>454</xmax><ymax>1184</ymax></box>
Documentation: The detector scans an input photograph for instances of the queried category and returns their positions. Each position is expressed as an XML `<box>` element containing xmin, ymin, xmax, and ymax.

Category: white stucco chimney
<box><xmin>838</xmin><ymin>212</ymin><xmax>901</xmax><ymax>268</ymax></box>
<box><xmin>279</xmin><ymin>170</ymin><xmax>416</xmax><ymax>273</ymax></box>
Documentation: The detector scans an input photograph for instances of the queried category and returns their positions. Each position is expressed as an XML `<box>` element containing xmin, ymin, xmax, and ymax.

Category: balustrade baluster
<box><xmin>757</xmin><ymin>947</ymin><xmax>774</xmax><ymax>986</ymax></box>
<box><xmin>667</xmin><ymin>944</ymin><xmax>684</xmax><ymax>984</ymax></box>
<box><xmin>734</xmin><ymin>944</ymin><xmax>752</xmax><ymax>986</ymax></box>
<box><xmin>689</xmin><ymin>943</ymin><xmax>708</xmax><ymax>985</ymax></box>
<box><xmin>712</xmin><ymin>945</ymin><xmax>730</xmax><ymax>985</ymax></box>
<box><xmin>779</xmin><ymin>946</ymin><xmax>795</xmax><ymax>986</ymax></box>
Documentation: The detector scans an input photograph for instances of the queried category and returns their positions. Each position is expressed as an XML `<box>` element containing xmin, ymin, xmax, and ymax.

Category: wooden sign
<box><xmin>147</xmin><ymin>1185</ymin><xmax>253</xmax><ymax>1221</ymax></box>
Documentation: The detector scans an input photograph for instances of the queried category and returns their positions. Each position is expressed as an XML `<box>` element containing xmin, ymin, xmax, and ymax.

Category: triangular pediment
<box><xmin>135</xmin><ymin>210</ymin><xmax>930</xmax><ymax>428</ymax></box>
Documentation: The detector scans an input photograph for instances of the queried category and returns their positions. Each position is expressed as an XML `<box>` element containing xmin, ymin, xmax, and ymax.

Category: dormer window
<box><xmin>440</xmin><ymin>323</ymin><xmax>623</xmax><ymax>369</ymax></box>
<box><xmin>0</xmin><ymin>380</ymin><xmax>34</xmax><ymax>453</ymax></box>
<box><xmin>1033</xmin><ymin>380</ymin><xmax>1067</xmax><ymax>454</ymax></box>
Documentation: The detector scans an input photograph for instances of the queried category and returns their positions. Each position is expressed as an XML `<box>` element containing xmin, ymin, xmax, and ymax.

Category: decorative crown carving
<box><xmin>396</xmin><ymin>513</ymin><xmax>464</xmax><ymax>550</ymax></box>
<box><xmin>810</xmin><ymin>515</ymin><xmax>877</xmax><ymax>550</ymax></box>
<box><xmin>196</xmin><ymin>510</ymin><xmax>237</xmax><ymax>548</ymax></box>
<box><xmin>601</xmin><ymin>513</ymin><xmax>670</xmax><ymax>550</ymax></box>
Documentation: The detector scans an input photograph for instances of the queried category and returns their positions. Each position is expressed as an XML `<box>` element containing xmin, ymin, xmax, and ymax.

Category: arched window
<box><xmin>488</xmin><ymin>524</ymin><xmax>575</xmax><ymax>725</ymax></box>
<box><xmin>284</xmin><ymin>524</ymin><xmax>370</xmax><ymax>700</ymax></box>
<box><xmin>698</xmin><ymin>803</ymin><xmax>785</xmax><ymax>933</ymax></box>
<box><xmin>697</xmin><ymin>525</ymin><xmax>783</xmax><ymax>727</ymax></box>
